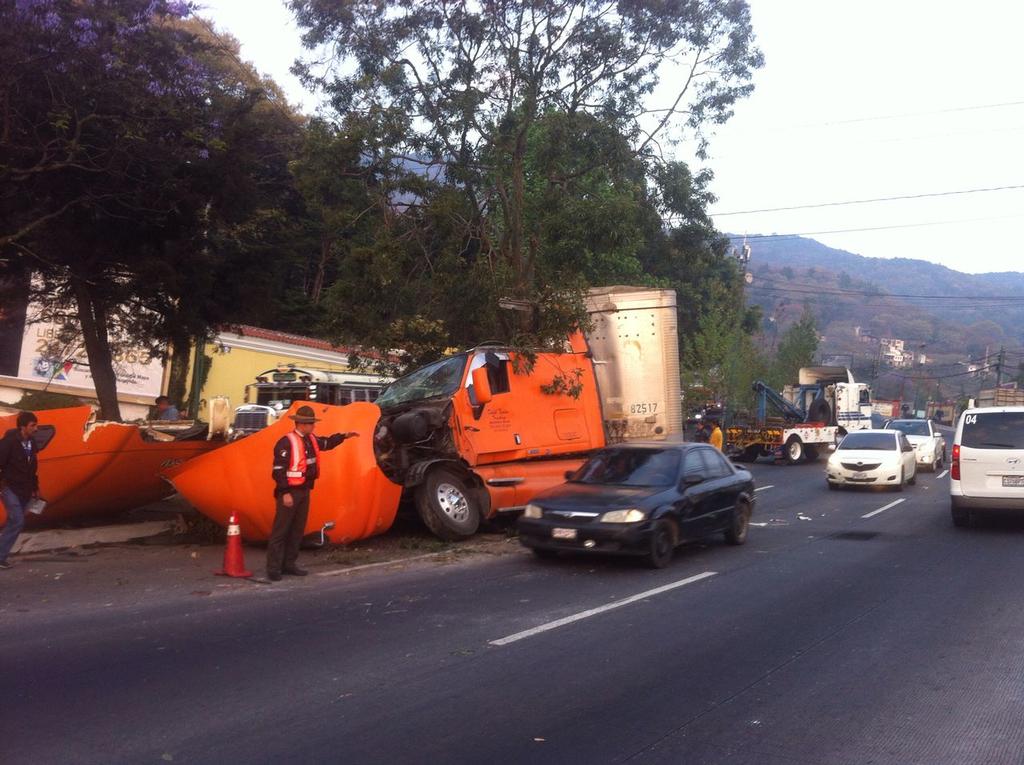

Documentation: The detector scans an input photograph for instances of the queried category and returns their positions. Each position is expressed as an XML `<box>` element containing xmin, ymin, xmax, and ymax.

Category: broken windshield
<box><xmin>376</xmin><ymin>354</ymin><xmax>468</xmax><ymax>409</ymax></box>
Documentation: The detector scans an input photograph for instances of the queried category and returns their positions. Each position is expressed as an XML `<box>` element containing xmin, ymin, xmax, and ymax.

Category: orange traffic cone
<box><xmin>215</xmin><ymin>513</ymin><xmax>253</xmax><ymax>578</ymax></box>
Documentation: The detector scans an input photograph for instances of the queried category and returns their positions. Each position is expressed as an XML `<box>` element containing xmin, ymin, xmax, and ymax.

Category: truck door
<box><xmin>454</xmin><ymin>350</ymin><xmax>594</xmax><ymax>466</ymax></box>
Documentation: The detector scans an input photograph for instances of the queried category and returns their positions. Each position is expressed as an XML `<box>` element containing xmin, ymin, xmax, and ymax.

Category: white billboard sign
<box><xmin>16</xmin><ymin>300</ymin><xmax>164</xmax><ymax>399</ymax></box>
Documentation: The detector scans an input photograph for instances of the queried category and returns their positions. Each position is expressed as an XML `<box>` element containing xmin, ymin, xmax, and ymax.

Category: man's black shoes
<box><xmin>0</xmin><ymin>560</ymin><xmax>11</xmax><ymax>570</ymax></box>
<box><xmin>267</xmin><ymin>571</ymin><xmax>282</xmax><ymax>582</ymax></box>
<box><xmin>283</xmin><ymin>567</ymin><xmax>308</xmax><ymax>576</ymax></box>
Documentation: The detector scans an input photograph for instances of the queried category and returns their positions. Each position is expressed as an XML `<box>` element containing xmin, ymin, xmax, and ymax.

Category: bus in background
<box><xmin>229</xmin><ymin>365</ymin><xmax>388</xmax><ymax>440</ymax></box>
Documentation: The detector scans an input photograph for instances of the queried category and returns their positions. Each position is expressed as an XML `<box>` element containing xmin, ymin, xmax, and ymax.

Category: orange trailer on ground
<box><xmin>0</xmin><ymin>406</ymin><xmax>222</xmax><ymax>527</ymax></box>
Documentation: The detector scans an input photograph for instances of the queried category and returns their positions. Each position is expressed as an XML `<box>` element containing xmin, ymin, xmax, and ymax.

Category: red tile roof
<box><xmin>223</xmin><ymin>325</ymin><xmax>395</xmax><ymax>361</ymax></box>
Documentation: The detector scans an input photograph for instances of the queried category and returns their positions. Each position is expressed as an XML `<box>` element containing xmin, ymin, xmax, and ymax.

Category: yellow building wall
<box><xmin>182</xmin><ymin>330</ymin><xmax>356</xmax><ymax>418</ymax></box>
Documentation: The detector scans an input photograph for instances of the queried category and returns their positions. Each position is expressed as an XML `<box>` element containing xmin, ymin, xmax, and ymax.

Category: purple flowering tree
<box><xmin>1</xmin><ymin>0</ymin><xmax>302</xmax><ymax>419</ymax></box>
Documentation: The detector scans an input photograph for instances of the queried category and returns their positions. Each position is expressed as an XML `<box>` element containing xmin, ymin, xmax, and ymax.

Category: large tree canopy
<box><xmin>290</xmin><ymin>0</ymin><xmax>763</xmax><ymax>346</ymax></box>
<box><xmin>1</xmin><ymin>0</ymin><xmax>305</xmax><ymax>419</ymax></box>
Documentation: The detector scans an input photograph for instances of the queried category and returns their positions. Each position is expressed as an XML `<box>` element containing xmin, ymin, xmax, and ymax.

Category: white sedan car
<box><xmin>826</xmin><ymin>429</ymin><xmax>917</xmax><ymax>490</ymax></box>
<box><xmin>884</xmin><ymin>418</ymin><xmax>946</xmax><ymax>472</ymax></box>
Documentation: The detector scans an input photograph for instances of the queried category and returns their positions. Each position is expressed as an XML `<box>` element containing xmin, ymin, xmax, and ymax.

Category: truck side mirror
<box><xmin>471</xmin><ymin>366</ymin><xmax>493</xmax><ymax>405</ymax></box>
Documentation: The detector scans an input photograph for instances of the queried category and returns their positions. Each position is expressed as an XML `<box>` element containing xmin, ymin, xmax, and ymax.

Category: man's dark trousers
<box><xmin>267</xmin><ymin>487</ymin><xmax>310</xmax><ymax>576</ymax></box>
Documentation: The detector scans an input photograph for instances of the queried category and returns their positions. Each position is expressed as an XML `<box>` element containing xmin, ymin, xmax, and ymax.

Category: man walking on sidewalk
<box><xmin>267</xmin><ymin>406</ymin><xmax>357</xmax><ymax>581</ymax></box>
<box><xmin>0</xmin><ymin>411</ymin><xmax>40</xmax><ymax>569</ymax></box>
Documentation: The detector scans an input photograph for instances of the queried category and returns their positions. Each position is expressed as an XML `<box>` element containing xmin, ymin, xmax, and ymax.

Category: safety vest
<box><xmin>284</xmin><ymin>431</ymin><xmax>320</xmax><ymax>486</ymax></box>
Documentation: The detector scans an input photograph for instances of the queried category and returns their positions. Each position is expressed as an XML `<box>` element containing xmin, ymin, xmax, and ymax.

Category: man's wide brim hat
<box><xmin>289</xmin><ymin>405</ymin><xmax>321</xmax><ymax>423</ymax></box>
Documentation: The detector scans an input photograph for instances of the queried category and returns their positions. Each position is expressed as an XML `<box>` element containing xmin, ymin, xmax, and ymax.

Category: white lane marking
<box><xmin>862</xmin><ymin>498</ymin><xmax>906</xmax><ymax>518</ymax></box>
<box><xmin>936</xmin><ymin>469</ymin><xmax>949</xmax><ymax>479</ymax></box>
<box><xmin>489</xmin><ymin>571</ymin><xmax>717</xmax><ymax>646</ymax></box>
<box><xmin>754</xmin><ymin>485</ymin><xmax>774</xmax><ymax>492</ymax></box>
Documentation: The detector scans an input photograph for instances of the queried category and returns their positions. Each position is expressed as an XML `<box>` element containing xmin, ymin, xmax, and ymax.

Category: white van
<box><xmin>950</xmin><ymin>406</ymin><xmax>1024</xmax><ymax>526</ymax></box>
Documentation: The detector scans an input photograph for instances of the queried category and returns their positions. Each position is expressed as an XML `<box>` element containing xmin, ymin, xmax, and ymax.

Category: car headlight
<box><xmin>600</xmin><ymin>508</ymin><xmax>647</xmax><ymax>523</ymax></box>
<box><xmin>522</xmin><ymin>503</ymin><xmax>543</xmax><ymax>519</ymax></box>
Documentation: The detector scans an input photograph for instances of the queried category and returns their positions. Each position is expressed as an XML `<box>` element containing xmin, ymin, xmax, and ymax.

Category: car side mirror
<box><xmin>564</xmin><ymin>469</ymin><xmax>576</xmax><ymax>480</ymax></box>
<box><xmin>471</xmin><ymin>366</ymin><xmax>493</xmax><ymax>405</ymax></box>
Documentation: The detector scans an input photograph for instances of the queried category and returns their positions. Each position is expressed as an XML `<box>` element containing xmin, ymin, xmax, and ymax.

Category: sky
<box><xmin>198</xmin><ymin>0</ymin><xmax>1024</xmax><ymax>275</ymax></box>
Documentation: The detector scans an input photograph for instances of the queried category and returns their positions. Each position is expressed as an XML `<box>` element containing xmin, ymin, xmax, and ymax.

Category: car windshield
<box><xmin>375</xmin><ymin>354</ymin><xmax>468</xmax><ymax>409</ymax></box>
<box><xmin>887</xmin><ymin>420</ymin><xmax>929</xmax><ymax>436</ymax></box>
<box><xmin>571</xmin><ymin>448</ymin><xmax>681</xmax><ymax>487</ymax></box>
<box><xmin>961</xmin><ymin>412</ymin><xmax>1024</xmax><ymax>449</ymax></box>
<box><xmin>838</xmin><ymin>432</ymin><xmax>897</xmax><ymax>451</ymax></box>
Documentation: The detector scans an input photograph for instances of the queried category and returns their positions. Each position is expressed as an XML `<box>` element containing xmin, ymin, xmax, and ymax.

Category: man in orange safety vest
<box><xmin>268</xmin><ymin>405</ymin><xmax>357</xmax><ymax>581</ymax></box>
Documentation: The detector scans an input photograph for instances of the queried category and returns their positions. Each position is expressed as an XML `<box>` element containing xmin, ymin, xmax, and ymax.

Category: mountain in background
<box><xmin>734</xmin><ymin>235</ymin><xmax>1024</xmax><ymax>398</ymax></box>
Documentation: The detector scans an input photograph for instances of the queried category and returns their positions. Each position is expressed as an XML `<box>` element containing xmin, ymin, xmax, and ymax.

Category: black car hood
<box><xmin>533</xmin><ymin>482</ymin><xmax>667</xmax><ymax>511</ymax></box>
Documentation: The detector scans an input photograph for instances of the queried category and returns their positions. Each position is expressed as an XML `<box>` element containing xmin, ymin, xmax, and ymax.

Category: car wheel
<box><xmin>827</xmin><ymin>480</ymin><xmax>839</xmax><ymax>491</ymax></box>
<box><xmin>531</xmin><ymin>548</ymin><xmax>558</xmax><ymax>560</ymax></box>
<box><xmin>646</xmin><ymin>519</ymin><xmax>676</xmax><ymax>569</ymax></box>
<box><xmin>908</xmin><ymin>469</ymin><xmax>916</xmax><ymax>485</ymax></box>
<box><xmin>894</xmin><ymin>469</ymin><xmax>904</xmax><ymax>492</ymax></box>
<box><xmin>804</xmin><ymin>445</ymin><xmax>820</xmax><ymax>462</ymax></box>
<box><xmin>415</xmin><ymin>467</ymin><xmax>480</xmax><ymax>540</ymax></box>
<box><xmin>784</xmin><ymin>436</ymin><xmax>803</xmax><ymax>465</ymax></box>
<box><xmin>951</xmin><ymin>504</ymin><xmax>971</xmax><ymax>528</ymax></box>
<box><xmin>936</xmin><ymin>450</ymin><xmax>945</xmax><ymax>471</ymax></box>
<box><xmin>725</xmin><ymin>499</ymin><xmax>752</xmax><ymax>545</ymax></box>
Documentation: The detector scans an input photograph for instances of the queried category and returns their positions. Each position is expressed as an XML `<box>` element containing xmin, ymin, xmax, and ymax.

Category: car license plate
<box><xmin>852</xmin><ymin>471</ymin><xmax>867</xmax><ymax>480</ymax></box>
<box><xmin>1002</xmin><ymin>475</ymin><xmax>1024</xmax><ymax>488</ymax></box>
<box><xmin>552</xmin><ymin>527</ymin><xmax>577</xmax><ymax>540</ymax></box>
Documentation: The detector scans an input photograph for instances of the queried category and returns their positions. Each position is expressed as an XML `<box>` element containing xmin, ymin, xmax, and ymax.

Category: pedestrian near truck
<box><xmin>267</xmin><ymin>405</ymin><xmax>357</xmax><ymax>581</ymax></box>
<box><xmin>708</xmin><ymin>419</ymin><xmax>724</xmax><ymax>451</ymax></box>
<box><xmin>0</xmin><ymin>411</ymin><xmax>41</xmax><ymax>569</ymax></box>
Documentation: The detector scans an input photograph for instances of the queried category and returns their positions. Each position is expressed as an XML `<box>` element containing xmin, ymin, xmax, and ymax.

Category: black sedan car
<box><xmin>518</xmin><ymin>442</ymin><xmax>756</xmax><ymax>568</ymax></box>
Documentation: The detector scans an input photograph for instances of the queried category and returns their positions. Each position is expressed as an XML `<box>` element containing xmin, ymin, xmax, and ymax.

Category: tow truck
<box><xmin>728</xmin><ymin>367</ymin><xmax>873</xmax><ymax>464</ymax></box>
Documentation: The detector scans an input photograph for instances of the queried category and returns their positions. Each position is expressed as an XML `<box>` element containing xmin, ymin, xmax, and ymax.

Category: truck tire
<box><xmin>416</xmin><ymin>467</ymin><xmax>481</xmax><ymax>540</ymax></box>
<box><xmin>804</xmin><ymin>445</ymin><xmax>820</xmax><ymax>462</ymax></box>
<box><xmin>784</xmin><ymin>436</ymin><xmax>803</xmax><ymax>465</ymax></box>
<box><xmin>736</xmin><ymin>445</ymin><xmax>761</xmax><ymax>463</ymax></box>
<box><xmin>808</xmin><ymin>396</ymin><xmax>832</xmax><ymax>424</ymax></box>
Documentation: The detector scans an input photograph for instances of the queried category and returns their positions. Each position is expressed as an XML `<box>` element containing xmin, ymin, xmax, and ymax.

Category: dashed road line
<box><xmin>936</xmin><ymin>469</ymin><xmax>949</xmax><ymax>479</ymax></box>
<box><xmin>754</xmin><ymin>485</ymin><xmax>774</xmax><ymax>492</ymax></box>
<box><xmin>862</xmin><ymin>498</ymin><xmax>906</xmax><ymax>518</ymax></box>
<box><xmin>489</xmin><ymin>571</ymin><xmax>718</xmax><ymax>646</ymax></box>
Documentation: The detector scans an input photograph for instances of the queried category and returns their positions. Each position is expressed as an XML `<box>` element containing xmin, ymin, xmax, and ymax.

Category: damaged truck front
<box><xmin>369</xmin><ymin>286</ymin><xmax>683</xmax><ymax>539</ymax></box>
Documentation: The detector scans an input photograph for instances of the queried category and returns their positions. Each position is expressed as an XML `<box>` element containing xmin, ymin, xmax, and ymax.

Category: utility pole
<box><xmin>996</xmin><ymin>346</ymin><xmax>1005</xmax><ymax>387</ymax></box>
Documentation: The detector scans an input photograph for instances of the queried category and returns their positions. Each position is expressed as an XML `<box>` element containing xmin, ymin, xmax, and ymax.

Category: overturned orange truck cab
<box><xmin>167</xmin><ymin>287</ymin><xmax>681</xmax><ymax>542</ymax></box>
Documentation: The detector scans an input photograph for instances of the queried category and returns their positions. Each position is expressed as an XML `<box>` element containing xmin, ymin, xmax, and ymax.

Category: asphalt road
<box><xmin>5</xmin><ymin>454</ymin><xmax>1024</xmax><ymax>764</ymax></box>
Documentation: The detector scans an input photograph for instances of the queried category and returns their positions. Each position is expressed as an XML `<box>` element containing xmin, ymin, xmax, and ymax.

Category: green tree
<box><xmin>289</xmin><ymin>0</ymin><xmax>762</xmax><ymax>347</ymax></box>
<box><xmin>2</xmin><ymin>2</ymin><xmax>307</xmax><ymax>418</ymax></box>
<box><xmin>771</xmin><ymin>308</ymin><xmax>819</xmax><ymax>386</ymax></box>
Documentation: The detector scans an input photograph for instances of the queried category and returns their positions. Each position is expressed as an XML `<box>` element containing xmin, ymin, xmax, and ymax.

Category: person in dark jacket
<box><xmin>0</xmin><ymin>411</ymin><xmax>40</xmax><ymax>569</ymax></box>
<box><xmin>267</xmin><ymin>405</ymin><xmax>357</xmax><ymax>581</ymax></box>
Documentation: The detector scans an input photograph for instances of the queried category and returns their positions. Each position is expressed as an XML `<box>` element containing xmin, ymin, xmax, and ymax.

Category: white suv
<box><xmin>950</xmin><ymin>406</ymin><xmax>1024</xmax><ymax>526</ymax></box>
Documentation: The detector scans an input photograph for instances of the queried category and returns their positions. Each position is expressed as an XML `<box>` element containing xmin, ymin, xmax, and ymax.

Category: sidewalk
<box><xmin>0</xmin><ymin>522</ymin><xmax>523</xmax><ymax>624</ymax></box>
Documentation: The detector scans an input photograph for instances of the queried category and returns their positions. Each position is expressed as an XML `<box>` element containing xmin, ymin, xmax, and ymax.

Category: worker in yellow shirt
<box><xmin>708</xmin><ymin>419</ymin><xmax>723</xmax><ymax>451</ymax></box>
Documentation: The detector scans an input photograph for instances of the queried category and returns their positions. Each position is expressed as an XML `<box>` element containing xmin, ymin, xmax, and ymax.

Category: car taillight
<box><xmin>951</xmin><ymin>443</ymin><xmax>960</xmax><ymax>480</ymax></box>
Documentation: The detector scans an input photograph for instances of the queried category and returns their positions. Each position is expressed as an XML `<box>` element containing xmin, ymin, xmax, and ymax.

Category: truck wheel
<box><xmin>735</xmin><ymin>446</ymin><xmax>760</xmax><ymax>463</ymax></box>
<box><xmin>784</xmin><ymin>436</ymin><xmax>803</xmax><ymax>464</ymax></box>
<box><xmin>804</xmin><ymin>445</ymin><xmax>820</xmax><ymax>462</ymax></box>
<box><xmin>416</xmin><ymin>467</ymin><xmax>480</xmax><ymax>540</ymax></box>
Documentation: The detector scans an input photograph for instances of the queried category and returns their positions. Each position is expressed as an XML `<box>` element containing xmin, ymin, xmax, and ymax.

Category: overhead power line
<box><xmin>749</xmin><ymin>278</ymin><xmax>1024</xmax><ymax>302</ymax></box>
<box><xmin>708</xmin><ymin>183</ymin><xmax>1024</xmax><ymax>217</ymax></box>
<box><xmin>714</xmin><ymin>212</ymin><xmax>1024</xmax><ymax>241</ymax></box>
